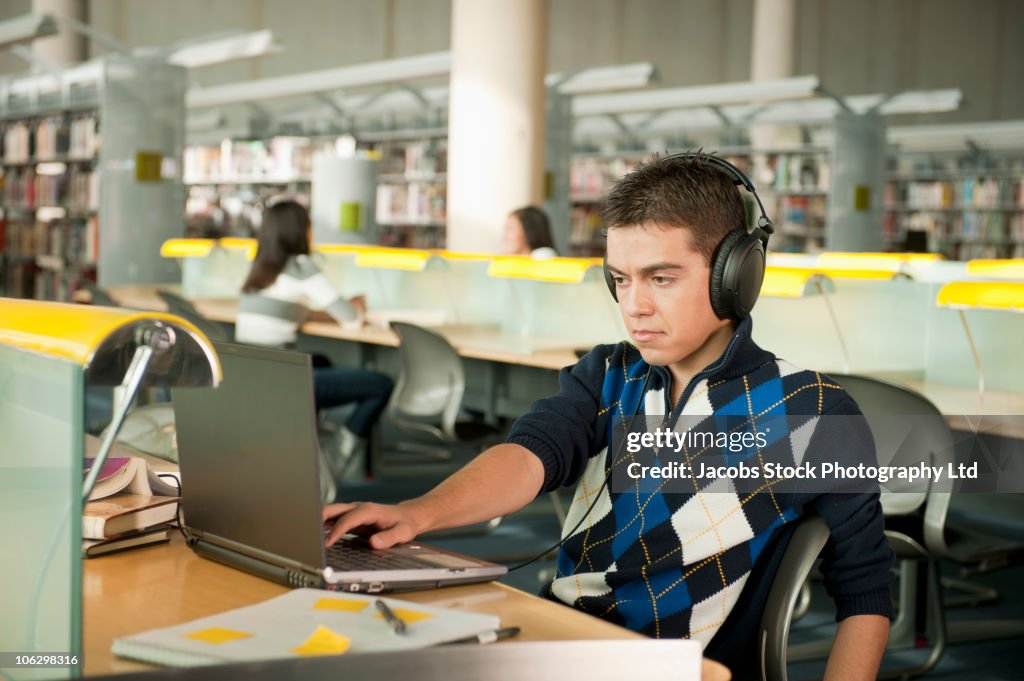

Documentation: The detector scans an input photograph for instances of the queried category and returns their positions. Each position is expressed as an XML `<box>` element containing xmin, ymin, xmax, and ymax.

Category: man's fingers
<box><xmin>370</xmin><ymin>525</ymin><xmax>412</xmax><ymax>549</ymax></box>
<box><xmin>322</xmin><ymin>502</ymin><xmax>358</xmax><ymax>522</ymax></box>
<box><xmin>325</xmin><ymin>504</ymin><xmax>391</xmax><ymax>546</ymax></box>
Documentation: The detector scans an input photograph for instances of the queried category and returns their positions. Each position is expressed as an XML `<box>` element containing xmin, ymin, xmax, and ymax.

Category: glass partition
<box><xmin>180</xmin><ymin>247</ymin><xmax>253</xmax><ymax>299</ymax></box>
<box><xmin>0</xmin><ymin>345</ymin><xmax>84</xmax><ymax>680</ymax></box>
<box><xmin>925</xmin><ymin>298</ymin><xmax>1024</xmax><ymax>395</ymax></box>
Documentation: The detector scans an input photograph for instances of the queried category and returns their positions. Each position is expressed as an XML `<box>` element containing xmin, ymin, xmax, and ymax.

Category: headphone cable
<box><xmin>508</xmin><ymin>368</ymin><xmax>652</xmax><ymax>572</ymax></box>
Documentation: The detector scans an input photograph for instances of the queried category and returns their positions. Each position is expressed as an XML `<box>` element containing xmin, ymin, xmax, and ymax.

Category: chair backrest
<box><xmin>156</xmin><ymin>290</ymin><xmax>229</xmax><ymax>342</ymax></box>
<box><xmin>387</xmin><ymin>321</ymin><xmax>465</xmax><ymax>441</ymax></box>
<box><xmin>760</xmin><ymin>515</ymin><xmax>830</xmax><ymax>681</ymax></box>
<box><xmin>829</xmin><ymin>374</ymin><xmax>955</xmax><ymax>519</ymax></box>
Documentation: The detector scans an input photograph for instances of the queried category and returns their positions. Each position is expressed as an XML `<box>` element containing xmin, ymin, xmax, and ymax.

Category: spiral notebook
<box><xmin>112</xmin><ymin>589</ymin><xmax>501</xmax><ymax>667</ymax></box>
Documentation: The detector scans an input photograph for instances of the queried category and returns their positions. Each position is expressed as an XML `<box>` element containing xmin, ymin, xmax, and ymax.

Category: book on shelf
<box><xmin>112</xmin><ymin>588</ymin><xmax>502</xmax><ymax>667</ymax></box>
<box><xmin>83</xmin><ymin>494</ymin><xmax>179</xmax><ymax>541</ymax></box>
<box><xmin>82</xmin><ymin>525</ymin><xmax>172</xmax><ymax>558</ymax></box>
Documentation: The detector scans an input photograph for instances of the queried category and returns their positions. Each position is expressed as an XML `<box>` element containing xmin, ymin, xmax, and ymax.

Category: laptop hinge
<box><xmin>184</xmin><ymin>526</ymin><xmax>326</xmax><ymax>589</ymax></box>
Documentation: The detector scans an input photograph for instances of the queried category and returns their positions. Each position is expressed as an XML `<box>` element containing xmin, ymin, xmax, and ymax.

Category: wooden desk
<box><xmin>82</xmin><ymin>535</ymin><xmax>730</xmax><ymax>679</ymax></box>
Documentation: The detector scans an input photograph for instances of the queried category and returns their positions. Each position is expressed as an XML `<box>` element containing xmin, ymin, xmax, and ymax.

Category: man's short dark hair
<box><xmin>601</xmin><ymin>153</ymin><xmax>748</xmax><ymax>264</ymax></box>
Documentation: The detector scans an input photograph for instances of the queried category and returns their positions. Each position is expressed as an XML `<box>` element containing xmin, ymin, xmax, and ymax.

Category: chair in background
<box><xmin>760</xmin><ymin>515</ymin><xmax>830</xmax><ymax>681</ymax></box>
<box><xmin>789</xmin><ymin>373</ymin><xmax>1024</xmax><ymax>678</ymax></box>
<box><xmin>383</xmin><ymin>321</ymin><xmax>503</xmax><ymax>472</ymax></box>
<box><xmin>156</xmin><ymin>290</ymin><xmax>229</xmax><ymax>342</ymax></box>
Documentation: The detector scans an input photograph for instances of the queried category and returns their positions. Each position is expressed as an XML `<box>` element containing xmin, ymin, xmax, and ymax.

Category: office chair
<box><xmin>791</xmin><ymin>374</ymin><xmax>1023</xmax><ymax>678</ymax></box>
<box><xmin>156</xmin><ymin>290</ymin><xmax>229</xmax><ymax>342</ymax></box>
<box><xmin>760</xmin><ymin>515</ymin><xmax>830</xmax><ymax>681</ymax></box>
<box><xmin>384</xmin><ymin>321</ymin><xmax>502</xmax><ymax>467</ymax></box>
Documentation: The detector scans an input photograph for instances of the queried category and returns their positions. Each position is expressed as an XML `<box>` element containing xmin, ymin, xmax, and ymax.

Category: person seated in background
<box><xmin>235</xmin><ymin>200</ymin><xmax>394</xmax><ymax>497</ymax></box>
<box><xmin>503</xmin><ymin>205</ymin><xmax>558</xmax><ymax>259</ymax></box>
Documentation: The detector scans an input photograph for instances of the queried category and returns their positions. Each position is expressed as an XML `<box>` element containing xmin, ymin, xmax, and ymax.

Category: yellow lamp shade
<box><xmin>817</xmin><ymin>252</ymin><xmax>941</xmax><ymax>272</ymax></box>
<box><xmin>353</xmin><ymin>247</ymin><xmax>433</xmax><ymax>271</ymax></box>
<box><xmin>0</xmin><ymin>298</ymin><xmax>221</xmax><ymax>386</ymax></box>
<box><xmin>487</xmin><ymin>256</ymin><xmax>599</xmax><ymax>284</ymax></box>
<box><xmin>435</xmin><ymin>251</ymin><xmax>494</xmax><ymax>262</ymax></box>
<box><xmin>966</xmin><ymin>259</ymin><xmax>1024</xmax><ymax>280</ymax></box>
<box><xmin>160</xmin><ymin>239</ymin><xmax>215</xmax><ymax>258</ymax></box>
<box><xmin>760</xmin><ymin>267</ymin><xmax>832</xmax><ymax>298</ymax></box>
<box><xmin>936</xmin><ymin>281</ymin><xmax>1024</xmax><ymax>312</ymax></box>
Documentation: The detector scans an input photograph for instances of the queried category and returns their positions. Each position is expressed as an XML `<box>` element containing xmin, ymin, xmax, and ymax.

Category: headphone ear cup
<box><xmin>603</xmin><ymin>256</ymin><xmax>618</xmax><ymax>301</ymax></box>
<box><xmin>709</xmin><ymin>230</ymin><xmax>744</xmax><ymax>319</ymax></box>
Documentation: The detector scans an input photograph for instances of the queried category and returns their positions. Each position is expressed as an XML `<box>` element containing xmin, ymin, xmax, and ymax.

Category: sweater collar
<box><xmin>643</xmin><ymin>315</ymin><xmax>775</xmax><ymax>389</ymax></box>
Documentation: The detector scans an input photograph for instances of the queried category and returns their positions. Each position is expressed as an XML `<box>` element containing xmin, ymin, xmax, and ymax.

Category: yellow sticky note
<box><xmin>291</xmin><ymin>625</ymin><xmax>351</xmax><ymax>656</ymax></box>
<box><xmin>373</xmin><ymin>608</ymin><xmax>435</xmax><ymax>625</ymax></box>
<box><xmin>183</xmin><ymin>627</ymin><xmax>251</xmax><ymax>644</ymax></box>
<box><xmin>313</xmin><ymin>597</ymin><xmax>369</xmax><ymax>613</ymax></box>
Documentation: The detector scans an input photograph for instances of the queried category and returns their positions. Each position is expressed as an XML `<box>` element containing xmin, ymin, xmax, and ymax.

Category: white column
<box><xmin>31</xmin><ymin>0</ymin><xmax>87</xmax><ymax>66</ymax></box>
<box><xmin>749</xmin><ymin>0</ymin><xmax>799</xmax><ymax>149</ymax></box>
<box><xmin>446</xmin><ymin>0</ymin><xmax>548</xmax><ymax>253</ymax></box>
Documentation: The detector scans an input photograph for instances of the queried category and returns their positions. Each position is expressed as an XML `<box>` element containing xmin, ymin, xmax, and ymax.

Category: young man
<box><xmin>324</xmin><ymin>153</ymin><xmax>893</xmax><ymax>679</ymax></box>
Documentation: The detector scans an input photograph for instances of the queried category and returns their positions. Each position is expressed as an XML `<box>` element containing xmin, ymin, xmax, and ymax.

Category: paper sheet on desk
<box><xmin>111</xmin><ymin>589</ymin><xmax>500</xmax><ymax>667</ymax></box>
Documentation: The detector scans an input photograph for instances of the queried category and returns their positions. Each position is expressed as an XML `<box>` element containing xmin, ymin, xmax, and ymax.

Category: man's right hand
<box><xmin>322</xmin><ymin>501</ymin><xmax>425</xmax><ymax>549</ymax></box>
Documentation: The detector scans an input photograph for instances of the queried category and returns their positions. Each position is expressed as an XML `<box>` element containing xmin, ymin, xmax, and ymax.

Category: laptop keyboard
<box><xmin>325</xmin><ymin>539</ymin><xmax>433</xmax><ymax>571</ymax></box>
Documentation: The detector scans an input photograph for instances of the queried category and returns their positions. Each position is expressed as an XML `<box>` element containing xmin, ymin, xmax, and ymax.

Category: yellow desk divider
<box><xmin>160</xmin><ymin>238</ymin><xmax>215</xmax><ymax>258</ymax></box>
<box><xmin>0</xmin><ymin>299</ymin><xmax>222</xmax><ymax>677</ymax></box>
<box><xmin>487</xmin><ymin>256</ymin><xmax>602</xmax><ymax>284</ymax></box>
<box><xmin>937</xmin><ymin>281</ymin><xmax>1024</xmax><ymax>311</ymax></box>
<box><xmin>435</xmin><ymin>250</ymin><xmax>495</xmax><ymax>262</ymax></box>
<box><xmin>935</xmin><ymin>281</ymin><xmax>1024</xmax><ymax>402</ymax></box>
<box><xmin>161</xmin><ymin>238</ymin><xmax>257</xmax><ymax>261</ymax></box>
<box><xmin>817</xmin><ymin>252</ymin><xmax>942</xmax><ymax>273</ymax></box>
<box><xmin>966</xmin><ymin>259</ymin><xmax>1024</xmax><ymax>280</ymax></box>
<box><xmin>760</xmin><ymin>267</ymin><xmax>834</xmax><ymax>298</ymax></box>
<box><xmin>353</xmin><ymin>247</ymin><xmax>435</xmax><ymax>271</ymax></box>
<box><xmin>313</xmin><ymin>243</ymin><xmax>375</xmax><ymax>255</ymax></box>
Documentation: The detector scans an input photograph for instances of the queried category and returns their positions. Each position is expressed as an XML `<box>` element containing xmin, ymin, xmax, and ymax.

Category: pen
<box><xmin>442</xmin><ymin>626</ymin><xmax>521</xmax><ymax>645</ymax></box>
<box><xmin>375</xmin><ymin>599</ymin><xmax>407</xmax><ymax>635</ymax></box>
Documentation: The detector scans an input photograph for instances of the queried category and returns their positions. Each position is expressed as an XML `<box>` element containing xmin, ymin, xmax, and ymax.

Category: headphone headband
<box><xmin>661</xmin><ymin>152</ymin><xmax>775</xmax><ymax>236</ymax></box>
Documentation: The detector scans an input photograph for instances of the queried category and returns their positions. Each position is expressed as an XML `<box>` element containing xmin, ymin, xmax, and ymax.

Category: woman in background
<box><xmin>503</xmin><ymin>205</ymin><xmax>558</xmax><ymax>259</ymax></box>
<box><xmin>236</xmin><ymin>200</ymin><xmax>393</xmax><ymax>500</ymax></box>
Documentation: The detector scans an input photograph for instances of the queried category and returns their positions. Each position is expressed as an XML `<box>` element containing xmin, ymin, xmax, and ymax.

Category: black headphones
<box><xmin>603</xmin><ymin>152</ymin><xmax>775</xmax><ymax>320</ymax></box>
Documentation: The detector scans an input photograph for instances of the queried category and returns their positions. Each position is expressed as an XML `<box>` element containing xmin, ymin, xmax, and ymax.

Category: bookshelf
<box><xmin>566</xmin><ymin>148</ymin><xmax>832</xmax><ymax>256</ymax></box>
<box><xmin>184</xmin><ymin>132</ymin><xmax>450</xmax><ymax>249</ymax></box>
<box><xmin>374</xmin><ymin>137</ymin><xmax>448</xmax><ymax>249</ymax></box>
<box><xmin>0</xmin><ymin>111</ymin><xmax>101</xmax><ymax>300</ymax></box>
<box><xmin>0</xmin><ymin>55</ymin><xmax>187</xmax><ymax>302</ymax></box>
<box><xmin>883</xmin><ymin>153</ymin><xmax>1024</xmax><ymax>259</ymax></box>
<box><xmin>183</xmin><ymin>136</ymin><xmax>321</xmax><ymax>236</ymax></box>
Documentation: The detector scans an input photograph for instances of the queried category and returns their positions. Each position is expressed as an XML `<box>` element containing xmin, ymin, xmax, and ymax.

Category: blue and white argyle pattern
<box><xmin>547</xmin><ymin>348</ymin><xmax>849</xmax><ymax>644</ymax></box>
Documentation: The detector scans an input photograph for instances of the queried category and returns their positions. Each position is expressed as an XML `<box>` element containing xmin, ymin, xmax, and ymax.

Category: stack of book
<box><xmin>82</xmin><ymin>456</ymin><xmax>180</xmax><ymax>558</ymax></box>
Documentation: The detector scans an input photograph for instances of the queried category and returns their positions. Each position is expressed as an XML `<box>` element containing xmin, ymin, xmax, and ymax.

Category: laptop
<box><xmin>172</xmin><ymin>341</ymin><xmax>507</xmax><ymax>593</ymax></box>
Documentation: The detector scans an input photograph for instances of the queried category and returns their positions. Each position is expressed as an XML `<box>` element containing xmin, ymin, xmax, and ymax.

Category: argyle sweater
<box><xmin>507</xmin><ymin>317</ymin><xmax>893</xmax><ymax>672</ymax></box>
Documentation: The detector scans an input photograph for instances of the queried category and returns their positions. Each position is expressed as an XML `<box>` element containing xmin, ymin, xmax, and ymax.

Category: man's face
<box><xmin>605</xmin><ymin>223</ymin><xmax>731</xmax><ymax>369</ymax></box>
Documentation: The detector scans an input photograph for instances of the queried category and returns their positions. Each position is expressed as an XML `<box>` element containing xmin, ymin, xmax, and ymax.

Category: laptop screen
<box><xmin>172</xmin><ymin>342</ymin><xmax>326</xmax><ymax>568</ymax></box>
